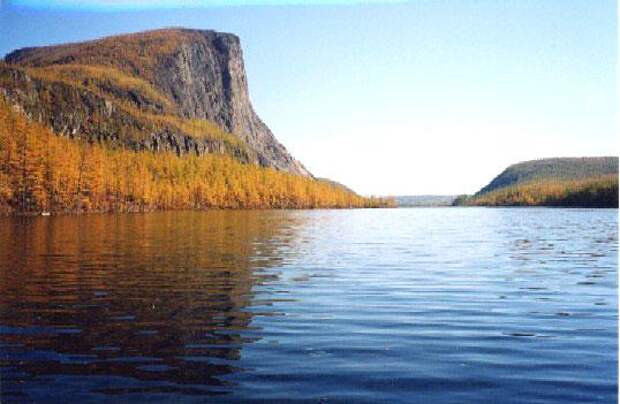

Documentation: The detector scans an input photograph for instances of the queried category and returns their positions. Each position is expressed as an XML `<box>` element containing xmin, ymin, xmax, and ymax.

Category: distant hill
<box><xmin>395</xmin><ymin>195</ymin><xmax>456</xmax><ymax>207</ymax></box>
<box><xmin>476</xmin><ymin>157</ymin><xmax>618</xmax><ymax>195</ymax></box>
<box><xmin>455</xmin><ymin>157</ymin><xmax>618</xmax><ymax>208</ymax></box>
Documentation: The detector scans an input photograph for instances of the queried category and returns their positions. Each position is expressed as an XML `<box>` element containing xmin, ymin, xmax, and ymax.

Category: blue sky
<box><xmin>1</xmin><ymin>0</ymin><xmax>617</xmax><ymax>195</ymax></box>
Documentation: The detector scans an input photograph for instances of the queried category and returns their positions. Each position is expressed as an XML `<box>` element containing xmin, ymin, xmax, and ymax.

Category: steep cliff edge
<box><xmin>2</xmin><ymin>28</ymin><xmax>311</xmax><ymax>176</ymax></box>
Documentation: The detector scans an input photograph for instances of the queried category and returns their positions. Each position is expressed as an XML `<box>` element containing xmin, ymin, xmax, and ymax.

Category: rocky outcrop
<box><xmin>151</xmin><ymin>30</ymin><xmax>311</xmax><ymax>175</ymax></box>
<box><xmin>0</xmin><ymin>63</ymin><xmax>256</xmax><ymax>162</ymax></box>
<box><xmin>3</xmin><ymin>28</ymin><xmax>311</xmax><ymax>176</ymax></box>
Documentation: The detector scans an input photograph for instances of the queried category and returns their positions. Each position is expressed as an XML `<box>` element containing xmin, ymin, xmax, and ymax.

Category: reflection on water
<box><xmin>0</xmin><ymin>208</ymin><xmax>618</xmax><ymax>403</ymax></box>
<box><xmin>1</xmin><ymin>211</ymin><xmax>305</xmax><ymax>398</ymax></box>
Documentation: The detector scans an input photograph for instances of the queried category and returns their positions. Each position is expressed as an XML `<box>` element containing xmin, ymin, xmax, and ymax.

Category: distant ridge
<box><xmin>395</xmin><ymin>195</ymin><xmax>456</xmax><ymax>207</ymax></box>
<box><xmin>477</xmin><ymin>157</ymin><xmax>618</xmax><ymax>195</ymax></box>
<box><xmin>455</xmin><ymin>157</ymin><xmax>618</xmax><ymax>208</ymax></box>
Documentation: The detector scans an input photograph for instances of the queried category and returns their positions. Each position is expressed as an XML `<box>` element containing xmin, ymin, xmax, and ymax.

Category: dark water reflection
<box><xmin>1</xmin><ymin>211</ymin><xmax>304</xmax><ymax>399</ymax></box>
<box><xmin>0</xmin><ymin>209</ymin><xmax>617</xmax><ymax>403</ymax></box>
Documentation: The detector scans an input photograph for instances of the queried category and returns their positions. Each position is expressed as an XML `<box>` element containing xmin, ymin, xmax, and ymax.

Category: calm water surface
<box><xmin>0</xmin><ymin>208</ymin><xmax>617</xmax><ymax>403</ymax></box>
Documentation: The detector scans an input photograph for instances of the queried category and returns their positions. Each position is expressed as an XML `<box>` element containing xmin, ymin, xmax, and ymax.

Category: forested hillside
<box><xmin>0</xmin><ymin>99</ymin><xmax>392</xmax><ymax>213</ymax></box>
<box><xmin>454</xmin><ymin>157</ymin><xmax>618</xmax><ymax>208</ymax></box>
<box><xmin>0</xmin><ymin>29</ymin><xmax>396</xmax><ymax>214</ymax></box>
<box><xmin>2</xmin><ymin>28</ymin><xmax>310</xmax><ymax>175</ymax></box>
<box><xmin>477</xmin><ymin>157</ymin><xmax>617</xmax><ymax>195</ymax></box>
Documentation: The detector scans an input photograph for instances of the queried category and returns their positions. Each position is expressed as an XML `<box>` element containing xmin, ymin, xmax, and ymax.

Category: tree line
<box><xmin>0</xmin><ymin>100</ymin><xmax>393</xmax><ymax>214</ymax></box>
<box><xmin>453</xmin><ymin>176</ymin><xmax>618</xmax><ymax>208</ymax></box>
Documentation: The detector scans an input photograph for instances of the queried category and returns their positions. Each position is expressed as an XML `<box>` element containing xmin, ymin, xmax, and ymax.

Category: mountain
<box><xmin>394</xmin><ymin>195</ymin><xmax>456</xmax><ymax>207</ymax></box>
<box><xmin>1</xmin><ymin>28</ymin><xmax>310</xmax><ymax>176</ymax></box>
<box><xmin>455</xmin><ymin>157</ymin><xmax>618</xmax><ymax>208</ymax></box>
<box><xmin>0</xmin><ymin>28</ymin><xmax>391</xmax><ymax>213</ymax></box>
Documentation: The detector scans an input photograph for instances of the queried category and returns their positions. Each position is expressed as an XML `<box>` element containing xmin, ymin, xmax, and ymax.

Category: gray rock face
<box><xmin>4</xmin><ymin>28</ymin><xmax>311</xmax><ymax>177</ymax></box>
<box><xmin>152</xmin><ymin>30</ymin><xmax>311</xmax><ymax>176</ymax></box>
<box><xmin>0</xmin><ymin>64</ymin><xmax>256</xmax><ymax>163</ymax></box>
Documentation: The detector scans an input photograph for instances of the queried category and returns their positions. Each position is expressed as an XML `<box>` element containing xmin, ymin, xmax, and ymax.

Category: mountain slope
<box><xmin>477</xmin><ymin>157</ymin><xmax>618</xmax><ymax>195</ymax></box>
<box><xmin>456</xmin><ymin>157</ymin><xmax>618</xmax><ymax>208</ymax></box>
<box><xmin>0</xmin><ymin>91</ymin><xmax>393</xmax><ymax>213</ymax></box>
<box><xmin>2</xmin><ymin>28</ymin><xmax>310</xmax><ymax>176</ymax></box>
<box><xmin>0</xmin><ymin>29</ymin><xmax>396</xmax><ymax>213</ymax></box>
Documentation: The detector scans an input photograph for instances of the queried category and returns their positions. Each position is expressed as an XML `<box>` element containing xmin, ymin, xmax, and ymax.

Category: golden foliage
<box><xmin>0</xmin><ymin>100</ymin><xmax>393</xmax><ymax>214</ymax></box>
<box><xmin>11</xmin><ymin>29</ymin><xmax>188</xmax><ymax>83</ymax></box>
<box><xmin>463</xmin><ymin>176</ymin><xmax>619</xmax><ymax>208</ymax></box>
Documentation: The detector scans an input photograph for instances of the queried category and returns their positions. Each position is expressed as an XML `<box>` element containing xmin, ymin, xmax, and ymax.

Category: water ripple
<box><xmin>0</xmin><ymin>208</ymin><xmax>617</xmax><ymax>402</ymax></box>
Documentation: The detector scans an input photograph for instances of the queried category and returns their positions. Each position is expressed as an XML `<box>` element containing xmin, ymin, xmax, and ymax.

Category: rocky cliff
<box><xmin>2</xmin><ymin>28</ymin><xmax>311</xmax><ymax>176</ymax></box>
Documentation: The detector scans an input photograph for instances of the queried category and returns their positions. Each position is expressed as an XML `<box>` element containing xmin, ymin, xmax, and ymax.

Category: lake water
<box><xmin>0</xmin><ymin>208</ymin><xmax>617</xmax><ymax>403</ymax></box>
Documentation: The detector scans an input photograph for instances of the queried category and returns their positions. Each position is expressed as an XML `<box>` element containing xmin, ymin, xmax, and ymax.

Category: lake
<box><xmin>0</xmin><ymin>208</ymin><xmax>617</xmax><ymax>403</ymax></box>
